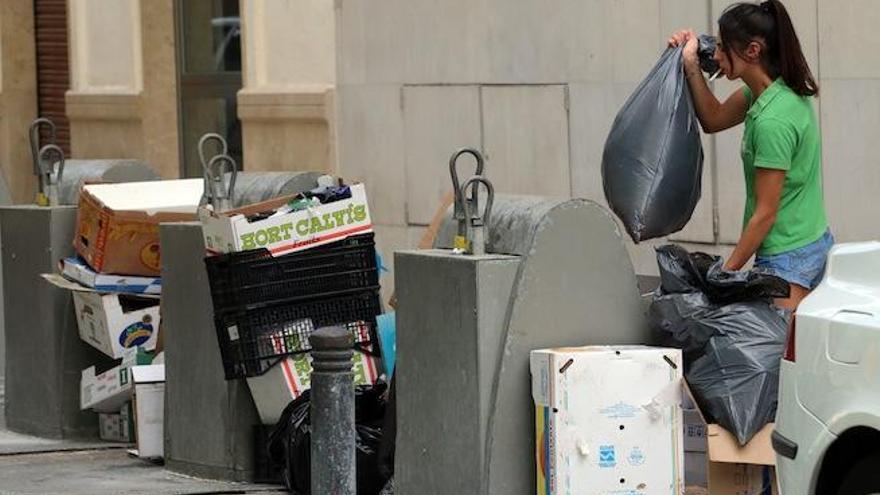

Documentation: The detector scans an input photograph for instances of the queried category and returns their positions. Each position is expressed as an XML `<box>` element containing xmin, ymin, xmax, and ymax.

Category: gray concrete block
<box><xmin>400</xmin><ymin>196</ymin><xmax>651</xmax><ymax>494</ymax></box>
<box><xmin>160</xmin><ymin>222</ymin><xmax>261</xmax><ymax>482</ymax></box>
<box><xmin>395</xmin><ymin>251</ymin><xmax>520</xmax><ymax>495</ymax></box>
<box><xmin>0</xmin><ymin>206</ymin><xmax>113</xmax><ymax>439</ymax></box>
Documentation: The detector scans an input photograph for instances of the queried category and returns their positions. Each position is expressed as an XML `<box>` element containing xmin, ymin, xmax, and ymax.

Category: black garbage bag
<box><xmin>602</xmin><ymin>45</ymin><xmax>704</xmax><ymax>243</ymax></box>
<box><xmin>698</xmin><ymin>34</ymin><xmax>720</xmax><ymax>75</ymax></box>
<box><xmin>650</xmin><ymin>245</ymin><xmax>790</xmax><ymax>445</ymax></box>
<box><xmin>267</xmin><ymin>384</ymin><xmax>390</xmax><ymax>494</ymax></box>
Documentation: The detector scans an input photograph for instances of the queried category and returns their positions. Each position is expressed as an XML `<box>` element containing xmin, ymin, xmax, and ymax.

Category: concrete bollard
<box><xmin>310</xmin><ymin>326</ymin><xmax>356</xmax><ymax>495</ymax></box>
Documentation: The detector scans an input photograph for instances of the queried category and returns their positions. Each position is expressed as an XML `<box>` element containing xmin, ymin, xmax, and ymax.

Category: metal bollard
<box><xmin>310</xmin><ymin>326</ymin><xmax>356</xmax><ymax>495</ymax></box>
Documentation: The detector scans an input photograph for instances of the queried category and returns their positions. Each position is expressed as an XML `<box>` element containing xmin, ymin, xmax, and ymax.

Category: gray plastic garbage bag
<box><xmin>602</xmin><ymin>46</ymin><xmax>704</xmax><ymax>242</ymax></box>
<box><xmin>650</xmin><ymin>244</ymin><xmax>790</xmax><ymax>445</ymax></box>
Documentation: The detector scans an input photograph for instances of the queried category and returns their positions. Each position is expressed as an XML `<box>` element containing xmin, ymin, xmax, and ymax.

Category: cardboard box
<box><xmin>61</xmin><ymin>256</ymin><xmax>162</xmax><ymax>295</ymax></box>
<box><xmin>530</xmin><ymin>346</ymin><xmax>684</xmax><ymax>494</ymax></box>
<box><xmin>246</xmin><ymin>350</ymin><xmax>381</xmax><ymax>424</ymax></box>
<box><xmin>685</xmin><ymin>451</ymin><xmax>708</xmax><ymax>488</ymax></box>
<box><xmin>131</xmin><ymin>365</ymin><xmax>165</xmax><ymax>459</ymax></box>
<box><xmin>683</xmin><ymin>409</ymin><xmax>708</xmax><ymax>453</ymax></box>
<box><xmin>42</xmin><ymin>273</ymin><xmax>160</xmax><ymax>359</ymax></box>
<box><xmin>685</xmin><ymin>386</ymin><xmax>778</xmax><ymax>495</ymax></box>
<box><xmin>200</xmin><ymin>183</ymin><xmax>373</xmax><ymax>257</ymax></box>
<box><xmin>80</xmin><ymin>348</ymin><xmax>154</xmax><ymax>412</ymax></box>
<box><xmin>74</xmin><ymin>179</ymin><xmax>203</xmax><ymax>276</ymax></box>
<box><xmin>73</xmin><ymin>292</ymin><xmax>159</xmax><ymax>359</ymax></box>
<box><xmin>99</xmin><ymin>402</ymin><xmax>134</xmax><ymax>442</ymax></box>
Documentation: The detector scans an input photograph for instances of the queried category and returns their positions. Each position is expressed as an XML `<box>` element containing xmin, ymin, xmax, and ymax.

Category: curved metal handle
<box><xmin>38</xmin><ymin>143</ymin><xmax>65</xmax><ymax>186</ymax></box>
<box><xmin>448</xmin><ymin>148</ymin><xmax>485</xmax><ymax>223</ymax></box>
<box><xmin>206</xmin><ymin>154</ymin><xmax>238</xmax><ymax>209</ymax></box>
<box><xmin>461</xmin><ymin>175</ymin><xmax>494</xmax><ymax>228</ymax></box>
<box><xmin>198</xmin><ymin>133</ymin><xmax>228</xmax><ymax>172</ymax></box>
<box><xmin>29</xmin><ymin>118</ymin><xmax>57</xmax><ymax>175</ymax></box>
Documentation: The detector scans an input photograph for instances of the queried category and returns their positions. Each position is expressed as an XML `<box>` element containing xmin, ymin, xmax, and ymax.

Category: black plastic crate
<box><xmin>205</xmin><ymin>233</ymin><xmax>378</xmax><ymax>313</ymax></box>
<box><xmin>215</xmin><ymin>288</ymin><xmax>382</xmax><ymax>379</ymax></box>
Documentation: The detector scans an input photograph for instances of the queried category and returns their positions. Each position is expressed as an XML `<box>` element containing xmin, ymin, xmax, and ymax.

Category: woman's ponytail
<box><xmin>719</xmin><ymin>0</ymin><xmax>819</xmax><ymax>97</ymax></box>
<box><xmin>764</xmin><ymin>0</ymin><xmax>818</xmax><ymax>96</ymax></box>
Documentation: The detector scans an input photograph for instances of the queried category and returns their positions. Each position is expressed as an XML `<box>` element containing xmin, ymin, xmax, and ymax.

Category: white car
<box><xmin>774</xmin><ymin>242</ymin><xmax>880</xmax><ymax>494</ymax></box>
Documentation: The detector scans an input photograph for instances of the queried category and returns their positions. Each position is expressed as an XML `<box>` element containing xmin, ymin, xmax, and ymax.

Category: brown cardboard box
<box><xmin>74</xmin><ymin>180</ymin><xmax>202</xmax><ymax>276</ymax></box>
<box><xmin>685</xmin><ymin>384</ymin><xmax>778</xmax><ymax>495</ymax></box>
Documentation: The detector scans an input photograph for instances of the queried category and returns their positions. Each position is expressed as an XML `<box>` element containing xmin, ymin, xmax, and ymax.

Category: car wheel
<box><xmin>836</xmin><ymin>453</ymin><xmax>880</xmax><ymax>495</ymax></box>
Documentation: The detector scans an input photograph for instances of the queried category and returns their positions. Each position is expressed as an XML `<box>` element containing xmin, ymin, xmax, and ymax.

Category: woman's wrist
<box><xmin>684</xmin><ymin>60</ymin><xmax>702</xmax><ymax>79</ymax></box>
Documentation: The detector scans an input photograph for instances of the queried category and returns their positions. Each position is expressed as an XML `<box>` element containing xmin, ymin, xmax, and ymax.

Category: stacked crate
<box><xmin>205</xmin><ymin>233</ymin><xmax>382</xmax><ymax>380</ymax></box>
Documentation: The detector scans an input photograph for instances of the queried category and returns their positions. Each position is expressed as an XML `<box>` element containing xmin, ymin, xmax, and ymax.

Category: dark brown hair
<box><xmin>719</xmin><ymin>0</ymin><xmax>818</xmax><ymax>96</ymax></box>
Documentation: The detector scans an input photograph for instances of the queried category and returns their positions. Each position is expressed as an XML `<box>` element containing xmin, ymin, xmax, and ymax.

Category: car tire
<box><xmin>836</xmin><ymin>453</ymin><xmax>880</xmax><ymax>495</ymax></box>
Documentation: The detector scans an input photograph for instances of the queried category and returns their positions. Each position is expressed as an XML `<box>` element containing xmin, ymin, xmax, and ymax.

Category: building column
<box><xmin>0</xmin><ymin>0</ymin><xmax>38</xmax><ymax>204</ymax></box>
<box><xmin>66</xmin><ymin>0</ymin><xmax>179</xmax><ymax>178</ymax></box>
<box><xmin>238</xmin><ymin>0</ymin><xmax>336</xmax><ymax>173</ymax></box>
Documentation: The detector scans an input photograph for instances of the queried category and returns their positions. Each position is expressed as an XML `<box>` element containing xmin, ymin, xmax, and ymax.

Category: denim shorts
<box><xmin>754</xmin><ymin>230</ymin><xmax>835</xmax><ymax>289</ymax></box>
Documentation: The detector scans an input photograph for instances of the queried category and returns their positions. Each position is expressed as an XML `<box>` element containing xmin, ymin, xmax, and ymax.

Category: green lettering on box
<box><xmin>240</xmin><ymin>233</ymin><xmax>256</xmax><ymax>250</ymax></box>
<box><xmin>353</xmin><ymin>204</ymin><xmax>367</xmax><ymax>222</ymax></box>
<box><xmin>310</xmin><ymin>217</ymin><xmax>324</xmax><ymax>234</ymax></box>
<box><xmin>266</xmin><ymin>226</ymin><xmax>282</xmax><ymax>244</ymax></box>
<box><xmin>280</xmin><ymin>223</ymin><xmax>295</xmax><ymax>240</ymax></box>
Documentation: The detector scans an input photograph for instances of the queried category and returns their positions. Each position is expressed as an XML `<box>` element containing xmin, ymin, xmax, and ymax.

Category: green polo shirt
<box><xmin>741</xmin><ymin>79</ymin><xmax>827</xmax><ymax>255</ymax></box>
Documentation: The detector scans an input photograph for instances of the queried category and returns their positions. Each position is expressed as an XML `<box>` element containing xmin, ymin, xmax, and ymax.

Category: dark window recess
<box><xmin>34</xmin><ymin>0</ymin><xmax>71</xmax><ymax>155</ymax></box>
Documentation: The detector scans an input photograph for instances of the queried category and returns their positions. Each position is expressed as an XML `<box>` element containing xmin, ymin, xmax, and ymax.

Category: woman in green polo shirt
<box><xmin>669</xmin><ymin>0</ymin><xmax>831</xmax><ymax>310</ymax></box>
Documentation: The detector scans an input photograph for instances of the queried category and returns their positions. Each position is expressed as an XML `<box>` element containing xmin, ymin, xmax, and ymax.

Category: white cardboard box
<box><xmin>246</xmin><ymin>350</ymin><xmax>381</xmax><ymax>424</ymax></box>
<box><xmin>80</xmin><ymin>349</ymin><xmax>156</xmax><ymax>412</ymax></box>
<box><xmin>200</xmin><ymin>183</ymin><xmax>373</xmax><ymax>257</ymax></box>
<box><xmin>530</xmin><ymin>345</ymin><xmax>684</xmax><ymax>495</ymax></box>
<box><xmin>61</xmin><ymin>257</ymin><xmax>162</xmax><ymax>295</ymax></box>
<box><xmin>42</xmin><ymin>273</ymin><xmax>160</xmax><ymax>359</ymax></box>
<box><xmin>99</xmin><ymin>403</ymin><xmax>134</xmax><ymax>443</ymax></box>
<box><xmin>72</xmin><ymin>291</ymin><xmax>160</xmax><ymax>359</ymax></box>
<box><xmin>131</xmin><ymin>365</ymin><xmax>165</xmax><ymax>459</ymax></box>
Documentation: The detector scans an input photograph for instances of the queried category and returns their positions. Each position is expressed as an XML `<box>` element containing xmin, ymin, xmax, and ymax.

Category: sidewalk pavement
<box><xmin>0</xmin><ymin>380</ymin><xmax>287</xmax><ymax>495</ymax></box>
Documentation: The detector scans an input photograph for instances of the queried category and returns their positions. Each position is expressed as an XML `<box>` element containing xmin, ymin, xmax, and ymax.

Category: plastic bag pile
<box><xmin>650</xmin><ymin>245</ymin><xmax>790</xmax><ymax>445</ymax></box>
<box><xmin>268</xmin><ymin>384</ymin><xmax>391</xmax><ymax>494</ymax></box>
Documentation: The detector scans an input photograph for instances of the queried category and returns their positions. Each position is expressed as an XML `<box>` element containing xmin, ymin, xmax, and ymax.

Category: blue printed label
<box><xmin>628</xmin><ymin>447</ymin><xmax>646</xmax><ymax>466</ymax></box>
<box><xmin>118</xmin><ymin>318</ymin><xmax>153</xmax><ymax>349</ymax></box>
<box><xmin>598</xmin><ymin>445</ymin><xmax>616</xmax><ymax>468</ymax></box>
<box><xmin>599</xmin><ymin>402</ymin><xmax>639</xmax><ymax>419</ymax></box>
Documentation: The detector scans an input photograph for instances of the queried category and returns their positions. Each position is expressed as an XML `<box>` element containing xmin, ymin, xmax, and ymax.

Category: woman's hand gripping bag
<box><xmin>602</xmin><ymin>45</ymin><xmax>705</xmax><ymax>242</ymax></box>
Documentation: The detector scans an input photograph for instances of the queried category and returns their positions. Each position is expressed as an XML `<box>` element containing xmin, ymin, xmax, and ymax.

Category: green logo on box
<box><xmin>239</xmin><ymin>202</ymin><xmax>368</xmax><ymax>250</ymax></box>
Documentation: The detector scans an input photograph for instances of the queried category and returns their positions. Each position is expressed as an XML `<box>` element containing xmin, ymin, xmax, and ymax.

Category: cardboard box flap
<box><xmin>683</xmin><ymin>380</ymin><xmax>775</xmax><ymax>466</ymax></box>
<box><xmin>201</xmin><ymin>193</ymin><xmax>297</xmax><ymax>220</ymax></box>
<box><xmin>83</xmin><ymin>179</ymin><xmax>204</xmax><ymax>216</ymax></box>
<box><xmin>60</xmin><ymin>257</ymin><xmax>162</xmax><ymax>295</ymax></box>
<box><xmin>43</xmin><ymin>273</ymin><xmax>92</xmax><ymax>292</ymax></box>
<box><xmin>131</xmin><ymin>364</ymin><xmax>165</xmax><ymax>384</ymax></box>
<box><xmin>707</xmin><ymin>423</ymin><xmax>776</xmax><ymax>466</ymax></box>
<box><xmin>42</xmin><ymin>273</ymin><xmax>160</xmax><ymax>299</ymax></box>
